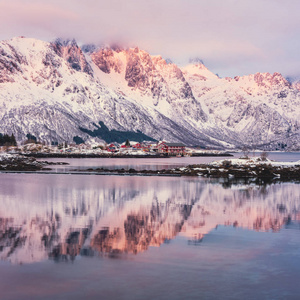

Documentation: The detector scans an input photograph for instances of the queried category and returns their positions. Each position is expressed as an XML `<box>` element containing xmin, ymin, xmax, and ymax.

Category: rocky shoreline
<box><xmin>23</xmin><ymin>153</ymin><xmax>168</xmax><ymax>159</ymax></box>
<box><xmin>0</xmin><ymin>154</ymin><xmax>68</xmax><ymax>171</ymax></box>
<box><xmin>71</xmin><ymin>157</ymin><xmax>300</xmax><ymax>182</ymax></box>
<box><xmin>1</xmin><ymin>155</ymin><xmax>300</xmax><ymax>183</ymax></box>
<box><xmin>22</xmin><ymin>152</ymin><xmax>233</xmax><ymax>158</ymax></box>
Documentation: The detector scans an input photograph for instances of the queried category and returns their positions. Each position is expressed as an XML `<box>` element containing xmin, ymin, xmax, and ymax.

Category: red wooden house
<box><xmin>106</xmin><ymin>143</ymin><xmax>117</xmax><ymax>152</ymax></box>
<box><xmin>158</xmin><ymin>142</ymin><xmax>186</xmax><ymax>155</ymax></box>
<box><xmin>132</xmin><ymin>143</ymin><xmax>142</xmax><ymax>149</ymax></box>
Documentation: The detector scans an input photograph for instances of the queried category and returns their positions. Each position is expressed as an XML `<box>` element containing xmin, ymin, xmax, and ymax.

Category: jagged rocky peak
<box><xmin>2</xmin><ymin>36</ymin><xmax>300</xmax><ymax>149</ymax></box>
<box><xmin>189</xmin><ymin>57</ymin><xmax>205</xmax><ymax>66</ymax></box>
<box><xmin>111</xmin><ymin>43</ymin><xmax>124</xmax><ymax>53</ymax></box>
<box><xmin>187</xmin><ymin>58</ymin><xmax>213</xmax><ymax>73</ymax></box>
<box><xmin>81</xmin><ymin>43</ymin><xmax>97</xmax><ymax>53</ymax></box>
<box><xmin>91</xmin><ymin>47</ymin><xmax>123</xmax><ymax>74</ymax></box>
<box><xmin>151</xmin><ymin>55</ymin><xmax>172</xmax><ymax>70</ymax></box>
<box><xmin>254</xmin><ymin>72</ymin><xmax>291</xmax><ymax>88</ymax></box>
<box><xmin>182</xmin><ymin>58</ymin><xmax>219</xmax><ymax>81</ymax></box>
<box><xmin>125</xmin><ymin>47</ymin><xmax>157</xmax><ymax>89</ymax></box>
<box><xmin>152</xmin><ymin>56</ymin><xmax>193</xmax><ymax>94</ymax></box>
<box><xmin>122</xmin><ymin>47</ymin><xmax>207</xmax><ymax>121</ymax></box>
<box><xmin>50</xmin><ymin>38</ymin><xmax>93</xmax><ymax>76</ymax></box>
<box><xmin>165</xmin><ymin>58</ymin><xmax>173</xmax><ymax>64</ymax></box>
<box><xmin>236</xmin><ymin>72</ymin><xmax>291</xmax><ymax>89</ymax></box>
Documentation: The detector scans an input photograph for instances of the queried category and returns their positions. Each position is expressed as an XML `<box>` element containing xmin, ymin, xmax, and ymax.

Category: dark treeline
<box><xmin>0</xmin><ymin>133</ymin><xmax>17</xmax><ymax>146</ymax></box>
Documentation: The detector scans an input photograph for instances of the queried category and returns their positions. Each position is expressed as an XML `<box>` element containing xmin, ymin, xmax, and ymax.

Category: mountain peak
<box><xmin>53</xmin><ymin>38</ymin><xmax>78</xmax><ymax>47</ymax></box>
<box><xmin>81</xmin><ymin>44</ymin><xmax>97</xmax><ymax>54</ymax></box>
<box><xmin>189</xmin><ymin>57</ymin><xmax>204</xmax><ymax>65</ymax></box>
<box><xmin>1</xmin><ymin>36</ymin><xmax>300</xmax><ymax>150</ymax></box>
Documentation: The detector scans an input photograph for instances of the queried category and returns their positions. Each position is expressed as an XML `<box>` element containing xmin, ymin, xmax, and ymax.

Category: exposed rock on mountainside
<box><xmin>50</xmin><ymin>39</ymin><xmax>93</xmax><ymax>76</ymax></box>
<box><xmin>0</xmin><ymin>37</ymin><xmax>300</xmax><ymax>149</ymax></box>
<box><xmin>91</xmin><ymin>48</ymin><xmax>121</xmax><ymax>74</ymax></box>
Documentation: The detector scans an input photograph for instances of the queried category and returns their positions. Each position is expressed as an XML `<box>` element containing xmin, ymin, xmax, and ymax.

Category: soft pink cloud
<box><xmin>0</xmin><ymin>0</ymin><xmax>300</xmax><ymax>77</ymax></box>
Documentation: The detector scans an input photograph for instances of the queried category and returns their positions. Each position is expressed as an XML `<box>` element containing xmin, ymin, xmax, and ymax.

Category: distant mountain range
<box><xmin>1</xmin><ymin>37</ymin><xmax>300</xmax><ymax>150</ymax></box>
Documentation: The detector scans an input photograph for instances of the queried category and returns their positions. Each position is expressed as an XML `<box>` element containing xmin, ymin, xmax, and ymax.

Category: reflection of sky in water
<box><xmin>37</xmin><ymin>152</ymin><xmax>300</xmax><ymax>172</ymax></box>
<box><xmin>0</xmin><ymin>173</ymin><xmax>300</xmax><ymax>299</ymax></box>
<box><xmin>40</xmin><ymin>156</ymin><xmax>225</xmax><ymax>171</ymax></box>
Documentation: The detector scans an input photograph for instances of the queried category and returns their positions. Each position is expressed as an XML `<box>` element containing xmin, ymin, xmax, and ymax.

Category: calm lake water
<box><xmin>1</xmin><ymin>154</ymin><xmax>300</xmax><ymax>300</ymax></box>
<box><xmin>38</xmin><ymin>151</ymin><xmax>300</xmax><ymax>172</ymax></box>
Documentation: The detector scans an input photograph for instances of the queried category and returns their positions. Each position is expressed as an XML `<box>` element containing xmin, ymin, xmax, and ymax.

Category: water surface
<box><xmin>0</xmin><ymin>172</ymin><xmax>300</xmax><ymax>299</ymax></box>
<box><xmin>38</xmin><ymin>151</ymin><xmax>300</xmax><ymax>173</ymax></box>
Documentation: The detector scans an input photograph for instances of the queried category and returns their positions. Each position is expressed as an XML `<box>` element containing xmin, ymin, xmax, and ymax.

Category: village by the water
<box><xmin>1</xmin><ymin>133</ymin><xmax>300</xmax><ymax>183</ymax></box>
<box><xmin>0</xmin><ymin>133</ymin><xmax>228</xmax><ymax>157</ymax></box>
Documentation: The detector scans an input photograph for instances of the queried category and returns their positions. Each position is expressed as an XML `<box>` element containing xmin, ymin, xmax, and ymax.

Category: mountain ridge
<box><xmin>1</xmin><ymin>36</ymin><xmax>300</xmax><ymax>150</ymax></box>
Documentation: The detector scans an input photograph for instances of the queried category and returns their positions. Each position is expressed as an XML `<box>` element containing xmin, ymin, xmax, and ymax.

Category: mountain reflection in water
<box><xmin>0</xmin><ymin>174</ymin><xmax>299</xmax><ymax>264</ymax></box>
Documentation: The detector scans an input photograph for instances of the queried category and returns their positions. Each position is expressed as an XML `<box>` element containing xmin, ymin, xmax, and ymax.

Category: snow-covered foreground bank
<box><xmin>0</xmin><ymin>153</ymin><xmax>68</xmax><ymax>171</ymax></box>
<box><xmin>210</xmin><ymin>157</ymin><xmax>300</xmax><ymax>167</ymax></box>
<box><xmin>190</xmin><ymin>157</ymin><xmax>300</xmax><ymax>181</ymax></box>
<box><xmin>0</xmin><ymin>153</ymin><xmax>45</xmax><ymax>171</ymax></box>
<box><xmin>1</xmin><ymin>154</ymin><xmax>300</xmax><ymax>182</ymax></box>
<box><xmin>67</xmin><ymin>156</ymin><xmax>300</xmax><ymax>182</ymax></box>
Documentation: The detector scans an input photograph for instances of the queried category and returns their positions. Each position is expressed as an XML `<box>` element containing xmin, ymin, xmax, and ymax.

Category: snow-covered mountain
<box><xmin>1</xmin><ymin>37</ymin><xmax>300</xmax><ymax>149</ymax></box>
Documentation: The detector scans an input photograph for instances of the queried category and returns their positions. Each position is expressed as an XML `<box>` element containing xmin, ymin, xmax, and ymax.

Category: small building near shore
<box><xmin>106</xmin><ymin>143</ymin><xmax>118</xmax><ymax>152</ymax></box>
<box><xmin>158</xmin><ymin>142</ymin><xmax>186</xmax><ymax>155</ymax></box>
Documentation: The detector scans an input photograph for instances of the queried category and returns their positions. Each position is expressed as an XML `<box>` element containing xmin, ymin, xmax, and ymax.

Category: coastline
<box><xmin>22</xmin><ymin>152</ymin><xmax>233</xmax><ymax>158</ymax></box>
<box><xmin>1</xmin><ymin>154</ymin><xmax>300</xmax><ymax>183</ymax></box>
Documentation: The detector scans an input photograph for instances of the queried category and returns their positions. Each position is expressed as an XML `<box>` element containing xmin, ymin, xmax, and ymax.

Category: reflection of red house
<box><xmin>158</xmin><ymin>142</ymin><xmax>186</xmax><ymax>155</ymax></box>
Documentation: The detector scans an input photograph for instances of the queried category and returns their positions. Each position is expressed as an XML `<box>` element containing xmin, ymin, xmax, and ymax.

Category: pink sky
<box><xmin>0</xmin><ymin>0</ymin><xmax>300</xmax><ymax>78</ymax></box>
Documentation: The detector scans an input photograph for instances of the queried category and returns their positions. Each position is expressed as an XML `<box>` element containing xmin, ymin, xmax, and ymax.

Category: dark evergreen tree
<box><xmin>0</xmin><ymin>133</ymin><xmax>17</xmax><ymax>146</ymax></box>
<box><xmin>10</xmin><ymin>134</ymin><xmax>17</xmax><ymax>146</ymax></box>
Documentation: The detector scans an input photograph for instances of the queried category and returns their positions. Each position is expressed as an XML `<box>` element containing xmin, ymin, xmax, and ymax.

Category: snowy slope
<box><xmin>182</xmin><ymin>62</ymin><xmax>300</xmax><ymax>149</ymax></box>
<box><xmin>1</xmin><ymin>37</ymin><xmax>300</xmax><ymax>149</ymax></box>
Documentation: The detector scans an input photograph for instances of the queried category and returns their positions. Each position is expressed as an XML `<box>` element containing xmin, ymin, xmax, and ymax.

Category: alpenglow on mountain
<box><xmin>1</xmin><ymin>37</ymin><xmax>300</xmax><ymax>150</ymax></box>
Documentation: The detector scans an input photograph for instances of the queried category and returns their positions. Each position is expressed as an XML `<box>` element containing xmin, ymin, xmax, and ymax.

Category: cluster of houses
<box><xmin>1</xmin><ymin>140</ymin><xmax>188</xmax><ymax>156</ymax></box>
<box><xmin>2</xmin><ymin>139</ymin><xmax>231</xmax><ymax>157</ymax></box>
<box><xmin>106</xmin><ymin>141</ymin><xmax>187</xmax><ymax>156</ymax></box>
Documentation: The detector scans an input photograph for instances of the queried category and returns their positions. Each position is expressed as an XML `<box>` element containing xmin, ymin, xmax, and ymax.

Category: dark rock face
<box><xmin>254</xmin><ymin>72</ymin><xmax>289</xmax><ymax>88</ymax></box>
<box><xmin>81</xmin><ymin>44</ymin><xmax>97</xmax><ymax>53</ymax></box>
<box><xmin>42</xmin><ymin>52</ymin><xmax>61</xmax><ymax>68</ymax></box>
<box><xmin>125</xmin><ymin>48</ymin><xmax>151</xmax><ymax>89</ymax></box>
<box><xmin>180</xmin><ymin>81</ymin><xmax>194</xmax><ymax>99</ymax></box>
<box><xmin>0</xmin><ymin>45</ymin><xmax>27</xmax><ymax>83</ymax></box>
<box><xmin>91</xmin><ymin>48</ymin><xmax>121</xmax><ymax>74</ymax></box>
<box><xmin>50</xmin><ymin>39</ymin><xmax>93</xmax><ymax>76</ymax></box>
<box><xmin>90</xmin><ymin>45</ymin><xmax>207</xmax><ymax>121</ymax></box>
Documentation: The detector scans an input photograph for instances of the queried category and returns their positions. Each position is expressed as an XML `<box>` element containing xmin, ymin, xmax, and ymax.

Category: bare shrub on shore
<box><xmin>260</xmin><ymin>151</ymin><xmax>269</xmax><ymax>161</ymax></box>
